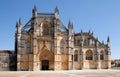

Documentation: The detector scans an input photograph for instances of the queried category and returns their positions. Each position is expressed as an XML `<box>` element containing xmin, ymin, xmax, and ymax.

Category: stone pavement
<box><xmin>0</xmin><ymin>69</ymin><xmax>120</xmax><ymax>77</ymax></box>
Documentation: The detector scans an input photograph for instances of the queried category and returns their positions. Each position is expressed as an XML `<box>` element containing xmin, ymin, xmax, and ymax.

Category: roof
<box><xmin>0</xmin><ymin>50</ymin><xmax>13</xmax><ymax>54</ymax></box>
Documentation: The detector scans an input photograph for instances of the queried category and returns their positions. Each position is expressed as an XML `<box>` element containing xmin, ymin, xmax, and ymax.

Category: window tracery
<box><xmin>74</xmin><ymin>50</ymin><xmax>78</xmax><ymax>61</ymax></box>
<box><xmin>60</xmin><ymin>39</ymin><xmax>65</xmax><ymax>54</ymax></box>
<box><xmin>100</xmin><ymin>51</ymin><xmax>104</xmax><ymax>60</ymax></box>
<box><xmin>86</xmin><ymin>50</ymin><xmax>93</xmax><ymax>60</ymax></box>
<box><xmin>42</xmin><ymin>21</ymin><xmax>50</xmax><ymax>36</ymax></box>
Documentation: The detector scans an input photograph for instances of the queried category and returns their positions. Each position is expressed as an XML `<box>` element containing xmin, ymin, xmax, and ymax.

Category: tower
<box><xmin>68</xmin><ymin>20</ymin><xmax>74</xmax><ymax>69</ymax></box>
<box><xmin>54</xmin><ymin>7</ymin><xmax>59</xmax><ymax>70</ymax></box>
<box><xmin>15</xmin><ymin>18</ymin><xmax>22</xmax><ymax>70</ymax></box>
<box><xmin>107</xmin><ymin>36</ymin><xmax>111</xmax><ymax>69</ymax></box>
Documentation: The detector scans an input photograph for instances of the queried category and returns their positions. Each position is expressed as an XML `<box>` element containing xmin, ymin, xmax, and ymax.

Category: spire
<box><xmin>16</xmin><ymin>21</ymin><xmax>19</xmax><ymax>28</ymax></box>
<box><xmin>107</xmin><ymin>36</ymin><xmax>110</xmax><ymax>47</ymax></box>
<box><xmin>55</xmin><ymin>6</ymin><xmax>59</xmax><ymax>14</ymax></box>
<box><xmin>71</xmin><ymin>23</ymin><xmax>73</xmax><ymax>29</ymax></box>
<box><xmin>68</xmin><ymin>19</ymin><xmax>71</xmax><ymax>28</ymax></box>
<box><xmin>107</xmin><ymin>36</ymin><xmax>110</xmax><ymax>42</ymax></box>
<box><xmin>32</xmin><ymin>5</ymin><xmax>37</xmax><ymax>17</ymax></box>
<box><xmin>16</xmin><ymin>19</ymin><xmax>21</xmax><ymax>34</ymax></box>
<box><xmin>55</xmin><ymin>6</ymin><xmax>59</xmax><ymax>19</ymax></box>
<box><xmin>33</xmin><ymin>5</ymin><xmax>37</xmax><ymax>12</ymax></box>
<box><xmin>95</xmin><ymin>37</ymin><xmax>98</xmax><ymax>47</ymax></box>
<box><xmin>19</xmin><ymin>18</ymin><xmax>21</xmax><ymax>26</ymax></box>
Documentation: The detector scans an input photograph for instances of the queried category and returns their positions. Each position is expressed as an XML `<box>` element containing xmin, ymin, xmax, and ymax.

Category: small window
<box><xmin>74</xmin><ymin>54</ymin><xmax>78</xmax><ymax>61</ymax></box>
<box><xmin>86</xmin><ymin>55</ymin><xmax>93</xmax><ymax>60</ymax></box>
<box><xmin>60</xmin><ymin>39</ymin><xmax>65</xmax><ymax>54</ymax></box>
<box><xmin>100</xmin><ymin>55</ymin><xmax>104</xmax><ymax>60</ymax></box>
<box><xmin>74</xmin><ymin>50</ymin><xmax>78</xmax><ymax>61</ymax></box>
<box><xmin>71</xmin><ymin>55</ymin><xmax>73</xmax><ymax>61</ymax></box>
<box><xmin>100</xmin><ymin>51</ymin><xmax>104</xmax><ymax>60</ymax></box>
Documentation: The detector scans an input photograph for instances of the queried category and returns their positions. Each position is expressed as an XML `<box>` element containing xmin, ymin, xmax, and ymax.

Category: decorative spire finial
<box><xmin>55</xmin><ymin>6</ymin><xmax>59</xmax><ymax>19</ymax></box>
<box><xmin>68</xmin><ymin>19</ymin><xmax>71</xmax><ymax>28</ymax></box>
<box><xmin>55</xmin><ymin>6</ymin><xmax>59</xmax><ymax>14</ymax></box>
<box><xmin>19</xmin><ymin>18</ymin><xmax>21</xmax><ymax>26</ymax></box>
<box><xmin>16</xmin><ymin>21</ymin><xmax>18</xmax><ymax>28</ymax></box>
<box><xmin>33</xmin><ymin>5</ymin><xmax>37</xmax><ymax>11</ymax></box>
<box><xmin>107</xmin><ymin>36</ymin><xmax>110</xmax><ymax>42</ymax></box>
<box><xmin>32</xmin><ymin>5</ymin><xmax>37</xmax><ymax>17</ymax></box>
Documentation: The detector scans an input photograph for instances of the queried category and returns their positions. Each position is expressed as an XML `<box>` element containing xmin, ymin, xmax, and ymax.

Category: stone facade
<box><xmin>0</xmin><ymin>50</ymin><xmax>16</xmax><ymax>71</ymax></box>
<box><xmin>15</xmin><ymin>6</ymin><xmax>111</xmax><ymax>71</ymax></box>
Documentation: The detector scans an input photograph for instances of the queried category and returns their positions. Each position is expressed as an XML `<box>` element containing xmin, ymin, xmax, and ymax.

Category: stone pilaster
<box><xmin>97</xmin><ymin>53</ymin><xmax>101</xmax><ymax>69</ymax></box>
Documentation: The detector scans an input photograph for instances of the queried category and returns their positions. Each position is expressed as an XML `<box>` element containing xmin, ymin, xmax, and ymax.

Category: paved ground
<box><xmin>0</xmin><ymin>69</ymin><xmax>120</xmax><ymax>77</ymax></box>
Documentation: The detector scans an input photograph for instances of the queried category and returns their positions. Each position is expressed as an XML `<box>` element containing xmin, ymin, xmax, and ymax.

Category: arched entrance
<box><xmin>39</xmin><ymin>45</ymin><xmax>54</xmax><ymax>70</ymax></box>
<box><xmin>42</xmin><ymin>60</ymin><xmax>49</xmax><ymax>70</ymax></box>
<box><xmin>85</xmin><ymin>50</ymin><xmax>96</xmax><ymax>69</ymax></box>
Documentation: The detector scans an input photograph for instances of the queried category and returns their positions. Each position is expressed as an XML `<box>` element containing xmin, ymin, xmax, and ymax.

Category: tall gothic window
<box><xmin>86</xmin><ymin>50</ymin><xmax>93</xmax><ymax>60</ymax></box>
<box><xmin>60</xmin><ymin>39</ymin><xmax>65</xmax><ymax>54</ymax></box>
<box><xmin>84</xmin><ymin>38</ymin><xmax>89</xmax><ymax>46</ymax></box>
<box><xmin>26</xmin><ymin>43</ymin><xmax>30</xmax><ymax>54</ymax></box>
<box><xmin>42</xmin><ymin>21</ymin><xmax>50</xmax><ymax>36</ymax></box>
<box><xmin>74</xmin><ymin>50</ymin><xmax>78</xmax><ymax>61</ymax></box>
<box><xmin>100</xmin><ymin>51</ymin><xmax>104</xmax><ymax>60</ymax></box>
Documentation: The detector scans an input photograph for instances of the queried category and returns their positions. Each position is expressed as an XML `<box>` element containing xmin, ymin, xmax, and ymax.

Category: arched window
<box><xmin>60</xmin><ymin>39</ymin><xmax>65</xmax><ymax>54</ymax></box>
<box><xmin>86</xmin><ymin>50</ymin><xmax>93</xmax><ymax>60</ymax></box>
<box><xmin>42</xmin><ymin>21</ymin><xmax>50</xmax><ymax>36</ymax></box>
<box><xmin>84</xmin><ymin>38</ymin><xmax>89</xmax><ymax>46</ymax></box>
<box><xmin>100</xmin><ymin>51</ymin><xmax>104</xmax><ymax>60</ymax></box>
<box><xmin>74</xmin><ymin>50</ymin><xmax>78</xmax><ymax>61</ymax></box>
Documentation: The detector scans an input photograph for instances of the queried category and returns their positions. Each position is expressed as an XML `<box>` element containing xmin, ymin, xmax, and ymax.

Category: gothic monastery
<box><xmin>15</xmin><ymin>6</ymin><xmax>111</xmax><ymax>71</ymax></box>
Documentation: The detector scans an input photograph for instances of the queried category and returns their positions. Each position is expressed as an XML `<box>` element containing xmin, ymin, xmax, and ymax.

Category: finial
<box><xmin>32</xmin><ymin>5</ymin><xmax>37</xmax><ymax>17</ymax></box>
<box><xmin>95</xmin><ymin>37</ymin><xmax>98</xmax><ymax>47</ymax></box>
<box><xmin>16</xmin><ymin>21</ymin><xmax>18</xmax><ymax>28</ymax></box>
<box><xmin>71</xmin><ymin>23</ymin><xmax>73</xmax><ymax>29</ymax></box>
<box><xmin>55</xmin><ymin>6</ymin><xmax>59</xmax><ymax>14</ymax></box>
<box><xmin>19</xmin><ymin>18</ymin><xmax>21</xmax><ymax>26</ymax></box>
<box><xmin>107</xmin><ymin>36</ymin><xmax>110</xmax><ymax>42</ymax></box>
<box><xmin>68</xmin><ymin>19</ymin><xmax>71</xmax><ymax>28</ymax></box>
<box><xmin>33</xmin><ymin>5</ymin><xmax>37</xmax><ymax>11</ymax></box>
<box><xmin>55</xmin><ymin>6</ymin><xmax>59</xmax><ymax>19</ymax></box>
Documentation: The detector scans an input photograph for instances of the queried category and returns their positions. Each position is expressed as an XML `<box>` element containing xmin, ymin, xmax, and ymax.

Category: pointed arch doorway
<box><xmin>39</xmin><ymin>45</ymin><xmax>54</xmax><ymax>70</ymax></box>
<box><xmin>41</xmin><ymin>60</ymin><xmax>49</xmax><ymax>70</ymax></box>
